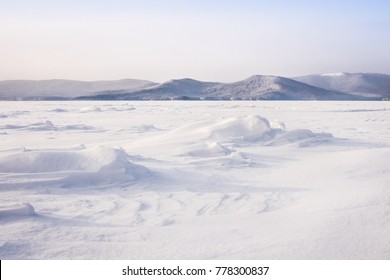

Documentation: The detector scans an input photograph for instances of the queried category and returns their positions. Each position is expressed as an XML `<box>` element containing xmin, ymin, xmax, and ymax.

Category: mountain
<box><xmin>2</xmin><ymin>73</ymin><xmax>388</xmax><ymax>101</ymax></box>
<box><xmin>293</xmin><ymin>73</ymin><xmax>390</xmax><ymax>99</ymax></box>
<box><xmin>0</xmin><ymin>79</ymin><xmax>157</xmax><ymax>100</ymax></box>
<box><xmin>82</xmin><ymin>75</ymin><xmax>362</xmax><ymax>101</ymax></box>
<box><xmin>204</xmin><ymin>75</ymin><xmax>360</xmax><ymax>100</ymax></box>
<box><xmin>83</xmin><ymin>78</ymin><xmax>221</xmax><ymax>100</ymax></box>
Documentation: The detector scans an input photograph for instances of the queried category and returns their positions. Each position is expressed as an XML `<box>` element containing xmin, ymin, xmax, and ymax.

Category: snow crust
<box><xmin>0</xmin><ymin>101</ymin><xmax>389</xmax><ymax>259</ymax></box>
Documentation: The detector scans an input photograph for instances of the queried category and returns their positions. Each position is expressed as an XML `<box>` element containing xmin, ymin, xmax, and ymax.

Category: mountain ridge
<box><xmin>0</xmin><ymin>78</ymin><xmax>157</xmax><ymax>100</ymax></box>
<box><xmin>80</xmin><ymin>75</ymin><xmax>367</xmax><ymax>101</ymax></box>
<box><xmin>1</xmin><ymin>73</ymin><xmax>388</xmax><ymax>100</ymax></box>
<box><xmin>294</xmin><ymin>72</ymin><xmax>390</xmax><ymax>99</ymax></box>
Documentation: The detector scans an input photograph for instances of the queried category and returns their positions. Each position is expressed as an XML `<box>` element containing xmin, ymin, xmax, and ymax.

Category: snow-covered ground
<box><xmin>0</xmin><ymin>101</ymin><xmax>389</xmax><ymax>259</ymax></box>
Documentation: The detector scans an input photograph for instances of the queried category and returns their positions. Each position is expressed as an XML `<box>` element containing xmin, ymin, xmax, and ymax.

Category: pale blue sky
<box><xmin>1</xmin><ymin>0</ymin><xmax>389</xmax><ymax>82</ymax></box>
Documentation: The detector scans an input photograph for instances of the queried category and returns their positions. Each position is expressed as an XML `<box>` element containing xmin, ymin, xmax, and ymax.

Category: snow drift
<box><xmin>0</xmin><ymin>203</ymin><xmax>35</xmax><ymax>217</ymax></box>
<box><xmin>0</xmin><ymin>146</ymin><xmax>148</xmax><ymax>187</ymax></box>
<box><xmin>177</xmin><ymin>142</ymin><xmax>234</xmax><ymax>157</ymax></box>
<box><xmin>2</xmin><ymin>101</ymin><xmax>389</xmax><ymax>260</ymax></box>
<box><xmin>161</xmin><ymin>115</ymin><xmax>333</xmax><ymax>147</ymax></box>
<box><xmin>167</xmin><ymin>115</ymin><xmax>274</xmax><ymax>142</ymax></box>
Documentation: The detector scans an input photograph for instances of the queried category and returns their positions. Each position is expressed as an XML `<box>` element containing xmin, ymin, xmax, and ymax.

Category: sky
<box><xmin>1</xmin><ymin>0</ymin><xmax>390</xmax><ymax>82</ymax></box>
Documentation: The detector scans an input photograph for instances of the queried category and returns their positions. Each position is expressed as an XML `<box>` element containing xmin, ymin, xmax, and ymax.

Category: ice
<box><xmin>0</xmin><ymin>100</ymin><xmax>389</xmax><ymax>259</ymax></box>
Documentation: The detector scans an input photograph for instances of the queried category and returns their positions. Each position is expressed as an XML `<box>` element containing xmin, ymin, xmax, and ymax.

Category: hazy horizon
<box><xmin>1</xmin><ymin>72</ymin><xmax>390</xmax><ymax>84</ymax></box>
<box><xmin>1</xmin><ymin>0</ymin><xmax>390</xmax><ymax>83</ymax></box>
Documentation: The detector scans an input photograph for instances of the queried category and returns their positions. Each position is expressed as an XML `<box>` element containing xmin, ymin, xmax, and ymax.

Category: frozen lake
<box><xmin>0</xmin><ymin>101</ymin><xmax>389</xmax><ymax>259</ymax></box>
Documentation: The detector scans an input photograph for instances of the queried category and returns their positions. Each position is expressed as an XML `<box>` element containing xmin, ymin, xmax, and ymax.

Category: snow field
<box><xmin>0</xmin><ymin>101</ymin><xmax>389</xmax><ymax>259</ymax></box>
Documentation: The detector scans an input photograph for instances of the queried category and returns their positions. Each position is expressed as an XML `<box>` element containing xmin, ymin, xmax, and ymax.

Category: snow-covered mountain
<box><xmin>0</xmin><ymin>79</ymin><xmax>157</xmax><ymax>100</ymax></box>
<box><xmin>2</xmin><ymin>73</ymin><xmax>388</xmax><ymax>100</ymax></box>
<box><xmin>85</xmin><ymin>75</ymin><xmax>362</xmax><ymax>100</ymax></box>
<box><xmin>205</xmin><ymin>75</ymin><xmax>359</xmax><ymax>100</ymax></box>
<box><xmin>294</xmin><ymin>73</ymin><xmax>390</xmax><ymax>99</ymax></box>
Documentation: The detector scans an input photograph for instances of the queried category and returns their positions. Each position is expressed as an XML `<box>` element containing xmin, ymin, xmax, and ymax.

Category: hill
<box><xmin>83</xmin><ymin>75</ymin><xmax>361</xmax><ymax>100</ymax></box>
<box><xmin>0</xmin><ymin>79</ymin><xmax>157</xmax><ymax>100</ymax></box>
<box><xmin>294</xmin><ymin>73</ymin><xmax>390</xmax><ymax>99</ymax></box>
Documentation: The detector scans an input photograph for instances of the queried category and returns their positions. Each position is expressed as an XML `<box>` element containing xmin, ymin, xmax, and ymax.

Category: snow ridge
<box><xmin>2</xmin><ymin>73</ymin><xmax>389</xmax><ymax>100</ymax></box>
<box><xmin>86</xmin><ymin>75</ymin><xmax>361</xmax><ymax>101</ymax></box>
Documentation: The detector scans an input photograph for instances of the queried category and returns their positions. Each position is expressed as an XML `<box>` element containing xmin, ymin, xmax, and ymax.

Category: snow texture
<box><xmin>0</xmin><ymin>101</ymin><xmax>389</xmax><ymax>259</ymax></box>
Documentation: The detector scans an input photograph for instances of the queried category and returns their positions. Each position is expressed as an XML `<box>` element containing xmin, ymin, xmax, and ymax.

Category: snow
<box><xmin>294</xmin><ymin>73</ymin><xmax>390</xmax><ymax>99</ymax></box>
<box><xmin>321</xmin><ymin>72</ymin><xmax>346</xmax><ymax>77</ymax></box>
<box><xmin>0</xmin><ymin>203</ymin><xmax>35</xmax><ymax>218</ymax></box>
<box><xmin>0</xmin><ymin>101</ymin><xmax>389</xmax><ymax>259</ymax></box>
<box><xmin>0</xmin><ymin>146</ymin><xmax>148</xmax><ymax>188</ymax></box>
<box><xmin>0</xmin><ymin>79</ymin><xmax>157</xmax><ymax>100</ymax></box>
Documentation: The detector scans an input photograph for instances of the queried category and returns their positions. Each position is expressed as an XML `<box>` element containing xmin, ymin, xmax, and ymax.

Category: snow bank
<box><xmin>0</xmin><ymin>147</ymin><xmax>148</xmax><ymax>187</ymax></box>
<box><xmin>105</xmin><ymin>106</ymin><xmax>136</xmax><ymax>111</ymax></box>
<box><xmin>267</xmin><ymin>129</ymin><xmax>333</xmax><ymax>146</ymax></box>
<box><xmin>166</xmin><ymin>115</ymin><xmax>275</xmax><ymax>142</ymax></box>
<box><xmin>178</xmin><ymin>142</ymin><xmax>233</xmax><ymax>157</ymax></box>
<box><xmin>161</xmin><ymin>115</ymin><xmax>333</xmax><ymax>147</ymax></box>
<box><xmin>0</xmin><ymin>203</ymin><xmax>35</xmax><ymax>217</ymax></box>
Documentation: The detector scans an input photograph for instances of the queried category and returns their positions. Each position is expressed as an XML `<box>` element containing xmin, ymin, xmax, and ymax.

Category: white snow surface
<box><xmin>0</xmin><ymin>101</ymin><xmax>389</xmax><ymax>259</ymax></box>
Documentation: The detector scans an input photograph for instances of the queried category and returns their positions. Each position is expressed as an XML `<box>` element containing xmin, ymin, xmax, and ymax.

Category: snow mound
<box><xmin>0</xmin><ymin>203</ymin><xmax>35</xmax><ymax>217</ymax></box>
<box><xmin>105</xmin><ymin>106</ymin><xmax>136</xmax><ymax>111</ymax></box>
<box><xmin>178</xmin><ymin>142</ymin><xmax>233</xmax><ymax>157</ymax></box>
<box><xmin>136</xmin><ymin>124</ymin><xmax>162</xmax><ymax>133</ymax></box>
<box><xmin>0</xmin><ymin>147</ymin><xmax>148</xmax><ymax>187</ymax></box>
<box><xmin>79</xmin><ymin>106</ymin><xmax>102</xmax><ymax>112</ymax></box>
<box><xmin>0</xmin><ymin>121</ymin><xmax>96</xmax><ymax>131</ymax></box>
<box><xmin>160</xmin><ymin>115</ymin><xmax>334</xmax><ymax>148</ymax></box>
<box><xmin>267</xmin><ymin>129</ymin><xmax>333</xmax><ymax>146</ymax></box>
<box><xmin>166</xmin><ymin>115</ymin><xmax>275</xmax><ymax>142</ymax></box>
<box><xmin>0</xmin><ymin>121</ymin><xmax>56</xmax><ymax>131</ymax></box>
<box><xmin>48</xmin><ymin>108</ymin><xmax>68</xmax><ymax>113</ymax></box>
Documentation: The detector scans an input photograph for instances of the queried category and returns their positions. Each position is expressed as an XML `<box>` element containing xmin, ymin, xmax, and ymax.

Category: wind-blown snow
<box><xmin>0</xmin><ymin>146</ymin><xmax>148</xmax><ymax>188</ymax></box>
<box><xmin>0</xmin><ymin>203</ymin><xmax>35</xmax><ymax>218</ymax></box>
<box><xmin>164</xmin><ymin>115</ymin><xmax>274</xmax><ymax>142</ymax></box>
<box><xmin>0</xmin><ymin>101</ymin><xmax>389</xmax><ymax>259</ymax></box>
